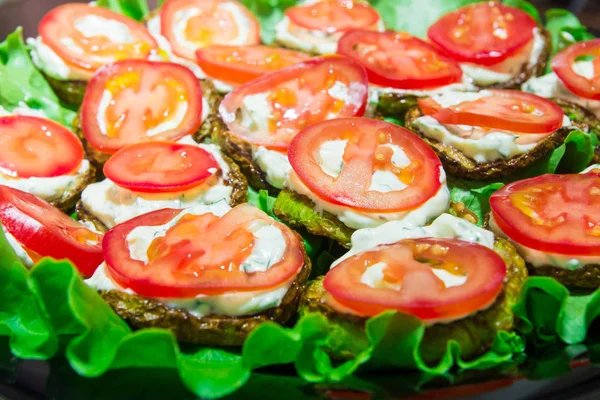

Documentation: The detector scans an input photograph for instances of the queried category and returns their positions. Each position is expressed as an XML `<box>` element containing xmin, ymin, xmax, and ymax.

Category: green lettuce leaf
<box><xmin>239</xmin><ymin>0</ymin><xmax>297</xmax><ymax>44</ymax></box>
<box><xmin>247</xmin><ymin>187</ymin><xmax>277</xmax><ymax>219</ymax></box>
<box><xmin>544</xmin><ymin>9</ymin><xmax>595</xmax><ymax>73</ymax></box>
<box><xmin>0</xmin><ymin>29</ymin><xmax>76</xmax><ymax>126</ymax></box>
<box><xmin>448</xmin><ymin>180</ymin><xmax>504</xmax><ymax>226</ymax></box>
<box><xmin>96</xmin><ymin>0</ymin><xmax>150</xmax><ymax>21</ymax></box>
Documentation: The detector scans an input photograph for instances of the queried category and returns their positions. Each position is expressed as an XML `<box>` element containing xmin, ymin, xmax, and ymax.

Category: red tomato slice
<box><xmin>160</xmin><ymin>0</ymin><xmax>260</xmax><ymax>61</ymax></box>
<box><xmin>417</xmin><ymin>90</ymin><xmax>564</xmax><ymax>134</ymax></box>
<box><xmin>552</xmin><ymin>39</ymin><xmax>600</xmax><ymax>100</ymax></box>
<box><xmin>0</xmin><ymin>185</ymin><xmax>103</xmax><ymax>276</ymax></box>
<box><xmin>103</xmin><ymin>141</ymin><xmax>219</xmax><ymax>193</ymax></box>
<box><xmin>81</xmin><ymin>60</ymin><xmax>203</xmax><ymax>154</ymax></box>
<box><xmin>491</xmin><ymin>173</ymin><xmax>600</xmax><ymax>256</ymax></box>
<box><xmin>286</xmin><ymin>0</ymin><xmax>380</xmax><ymax>33</ymax></box>
<box><xmin>39</xmin><ymin>4</ymin><xmax>157</xmax><ymax>75</ymax></box>
<box><xmin>324</xmin><ymin>238</ymin><xmax>506</xmax><ymax>321</ymax></box>
<box><xmin>0</xmin><ymin>116</ymin><xmax>84</xmax><ymax>178</ymax></box>
<box><xmin>196</xmin><ymin>45</ymin><xmax>310</xmax><ymax>86</ymax></box>
<box><xmin>288</xmin><ymin>118</ymin><xmax>443</xmax><ymax>212</ymax></box>
<box><xmin>103</xmin><ymin>203</ymin><xmax>304</xmax><ymax>298</ymax></box>
<box><xmin>427</xmin><ymin>2</ymin><xmax>537</xmax><ymax>66</ymax></box>
<box><xmin>220</xmin><ymin>56</ymin><xmax>368</xmax><ymax>151</ymax></box>
<box><xmin>337</xmin><ymin>30</ymin><xmax>463</xmax><ymax>90</ymax></box>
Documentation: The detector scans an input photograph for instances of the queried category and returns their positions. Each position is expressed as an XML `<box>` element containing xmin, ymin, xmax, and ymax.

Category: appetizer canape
<box><xmin>217</xmin><ymin>56</ymin><xmax>368</xmax><ymax>192</ymax></box>
<box><xmin>77</xmin><ymin>140</ymin><xmax>247</xmax><ymax>232</ymax></box>
<box><xmin>337</xmin><ymin>30</ymin><xmax>476</xmax><ymax>118</ymax></box>
<box><xmin>274</xmin><ymin>0</ymin><xmax>384</xmax><ymax>55</ymax></box>
<box><xmin>73</xmin><ymin>60</ymin><xmax>211</xmax><ymax>166</ymax></box>
<box><xmin>490</xmin><ymin>172</ymin><xmax>600</xmax><ymax>288</ymax></box>
<box><xmin>427</xmin><ymin>2</ymin><xmax>550</xmax><ymax>89</ymax></box>
<box><xmin>406</xmin><ymin>90</ymin><xmax>577</xmax><ymax>180</ymax></box>
<box><xmin>274</xmin><ymin>118</ymin><xmax>450</xmax><ymax>247</ymax></box>
<box><xmin>28</xmin><ymin>3</ymin><xmax>158</xmax><ymax>104</ymax></box>
<box><xmin>523</xmin><ymin>39</ymin><xmax>600</xmax><ymax>137</ymax></box>
<box><xmin>300</xmin><ymin>213</ymin><xmax>527</xmax><ymax>362</ymax></box>
<box><xmin>0</xmin><ymin>115</ymin><xmax>95</xmax><ymax>210</ymax></box>
<box><xmin>86</xmin><ymin>203</ymin><xmax>310</xmax><ymax>346</ymax></box>
<box><xmin>0</xmin><ymin>185</ymin><xmax>103</xmax><ymax>276</ymax></box>
<box><xmin>147</xmin><ymin>0</ymin><xmax>260</xmax><ymax>80</ymax></box>
<box><xmin>195</xmin><ymin>45</ymin><xmax>309</xmax><ymax>93</ymax></box>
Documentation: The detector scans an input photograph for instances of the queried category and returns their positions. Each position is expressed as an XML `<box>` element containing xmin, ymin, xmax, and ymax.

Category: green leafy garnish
<box><xmin>239</xmin><ymin>0</ymin><xmax>297</xmax><ymax>44</ymax></box>
<box><xmin>96</xmin><ymin>0</ymin><xmax>151</xmax><ymax>21</ymax></box>
<box><xmin>448</xmin><ymin>180</ymin><xmax>504</xmax><ymax>226</ymax></box>
<box><xmin>0</xmin><ymin>28</ymin><xmax>76</xmax><ymax>126</ymax></box>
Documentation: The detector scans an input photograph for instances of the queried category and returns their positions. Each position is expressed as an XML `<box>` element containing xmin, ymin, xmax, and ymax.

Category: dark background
<box><xmin>0</xmin><ymin>0</ymin><xmax>598</xmax><ymax>39</ymax></box>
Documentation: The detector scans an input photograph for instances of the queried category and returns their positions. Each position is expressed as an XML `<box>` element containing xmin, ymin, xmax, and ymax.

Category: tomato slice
<box><xmin>491</xmin><ymin>173</ymin><xmax>600</xmax><ymax>256</ymax></box>
<box><xmin>286</xmin><ymin>0</ymin><xmax>380</xmax><ymax>33</ymax></box>
<box><xmin>103</xmin><ymin>204</ymin><xmax>305</xmax><ymax>298</ymax></box>
<box><xmin>39</xmin><ymin>4</ymin><xmax>157</xmax><ymax>74</ymax></box>
<box><xmin>103</xmin><ymin>141</ymin><xmax>219</xmax><ymax>193</ymax></box>
<box><xmin>324</xmin><ymin>238</ymin><xmax>506</xmax><ymax>320</ymax></box>
<box><xmin>427</xmin><ymin>2</ymin><xmax>537</xmax><ymax>66</ymax></box>
<box><xmin>196</xmin><ymin>45</ymin><xmax>310</xmax><ymax>86</ymax></box>
<box><xmin>0</xmin><ymin>186</ymin><xmax>103</xmax><ymax>276</ymax></box>
<box><xmin>288</xmin><ymin>118</ymin><xmax>443</xmax><ymax>212</ymax></box>
<box><xmin>552</xmin><ymin>39</ymin><xmax>600</xmax><ymax>100</ymax></box>
<box><xmin>160</xmin><ymin>0</ymin><xmax>260</xmax><ymax>61</ymax></box>
<box><xmin>81</xmin><ymin>60</ymin><xmax>203</xmax><ymax>154</ymax></box>
<box><xmin>220</xmin><ymin>56</ymin><xmax>368</xmax><ymax>151</ymax></box>
<box><xmin>337</xmin><ymin>30</ymin><xmax>463</xmax><ymax>90</ymax></box>
<box><xmin>417</xmin><ymin>90</ymin><xmax>564</xmax><ymax>134</ymax></box>
<box><xmin>0</xmin><ymin>116</ymin><xmax>84</xmax><ymax>178</ymax></box>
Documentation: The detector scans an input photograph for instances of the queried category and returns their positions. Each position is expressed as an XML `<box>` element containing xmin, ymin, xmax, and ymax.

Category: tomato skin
<box><xmin>337</xmin><ymin>30</ymin><xmax>463</xmax><ymax>90</ymax></box>
<box><xmin>490</xmin><ymin>173</ymin><xmax>600</xmax><ymax>256</ymax></box>
<box><xmin>0</xmin><ymin>116</ymin><xmax>84</xmax><ymax>179</ymax></box>
<box><xmin>552</xmin><ymin>39</ymin><xmax>600</xmax><ymax>100</ymax></box>
<box><xmin>220</xmin><ymin>56</ymin><xmax>368</xmax><ymax>151</ymax></box>
<box><xmin>103</xmin><ymin>204</ymin><xmax>305</xmax><ymax>298</ymax></box>
<box><xmin>288</xmin><ymin>118</ymin><xmax>443</xmax><ymax>212</ymax></box>
<box><xmin>0</xmin><ymin>186</ymin><xmax>103</xmax><ymax>276</ymax></box>
<box><xmin>196</xmin><ymin>45</ymin><xmax>310</xmax><ymax>86</ymax></box>
<box><xmin>81</xmin><ymin>60</ymin><xmax>203</xmax><ymax>154</ymax></box>
<box><xmin>286</xmin><ymin>0</ymin><xmax>380</xmax><ymax>33</ymax></box>
<box><xmin>427</xmin><ymin>2</ymin><xmax>537</xmax><ymax>66</ymax></box>
<box><xmin>103</xmin><ymin>141</ymin><xmax>219</xmax><ymax>193</ymax></box>
<box><xmin>39</xmin><ymin>4</ymin><xmax>157</xmax><ymax>73</ymax></box>
<box><xmin>160</xmin><ymin>0</ymin><xmax>261</xmax><ymax>61</ymax></box>
<box><xmin>417</xmin><ymin>90</ymin><xmax>565</xmax><ymax>133</ymax></box>
<box><xmin>324</xmin><ymin>238</ymin><xmax>506</xmax><ymax>321</ymax></box>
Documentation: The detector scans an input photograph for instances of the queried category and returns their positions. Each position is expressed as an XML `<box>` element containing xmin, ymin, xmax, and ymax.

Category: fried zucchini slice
<box><xmin>299</xmin><ymin>238</ymin><xmax>528</xmax><ymax>363</ymax></box>
<box><xmin>43</xmin><ymin>72</ymin><xmax>87</xmax><ymax>106</ymax></box>
<box><xmin>47</xmin><ymin>162</ymin><xmax>97</xmax><ymax>212</ymax></box>
<box><xmin>273</xmin><ymin>188</ymin><xmax>354</xmax><ymax>248</ymax></box>
<box><xmin>99</xmin><ymin>238</ymin><xmax>311</xmax><ymax>346</ymax></box>
<box><xmin>405</xmin><ymin>105</ymin><xmax>578</xmax><ymax>180</ymax></box>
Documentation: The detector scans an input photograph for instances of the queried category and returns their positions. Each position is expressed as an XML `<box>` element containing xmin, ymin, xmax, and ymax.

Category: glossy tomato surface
<box><xmin>338</xmin><ymin>30</ymin><xmax>463</xmax><ymax>89</ymax></box>
<box><xmin>427</xmin><ymin>2</ymin><xmax>537</xmax><ymax>66</ymax></box>
<box><xmin>418</xmin><ymin>90</ymin><xmax>564</xmax><ymax>133</ymax></box>
<box><xmin>286</xmin><ymin>0</ymin><xmax>380</xmax><ymax>33</ymax></box>
<box><xmin>103</xmin><ymin>141</ymin><xmax>219</xmax><ymax>193</ymax></box>
<box><xmin>196</xmin><ymin>45</ymin><xmax>309</xmax><ymax>86</ymax></box>
<box><xmin>324</xmin><ymin>238</ymin><xmax>506</xmax><ymax>321</ymax></box>
<box><xmin>0</xmin><ymin>186</ymin><xmax>103</xmax><ymax>276</ymax></box>
<box><xmin>160</xmin><ymin>0</ymin><xmax>260</xmax><ymax>60</ymax></box>
<box><xmin>491</xmin><ymin>173</ymin><xmax>600</xmax><ymax>256</ymax></box>
<box><xmin>0</xmin><ymin>116</ymin><xmax>84</xmax><ymax>178</ymax></box>
<box><xmin>39</xmin><ymin>3</ymin><xmax>156</xmax><ymax>74</ymax></box>
<box><xmin>288</xmin><ymin>118</ymin><xmax>443</xmax><ymax>212</ymax></box>
<box><xmin>103</xmin><ymin>204</ymin><xmax>304</xmax><ymax>298</ymax></box>
<box><xmin>552</xmin><ymin>39</ymin><xmax>600</xmax><ymax>100</ymax></box>
<box><xmin>219</xmin><ymin>56</ymin><xmax>368</xmax><ymax>151</ymax></box>
<box><xmin>81</xmin><ymin>60</ymin><xmax>203</xmax><ymax>154</ymax></box>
